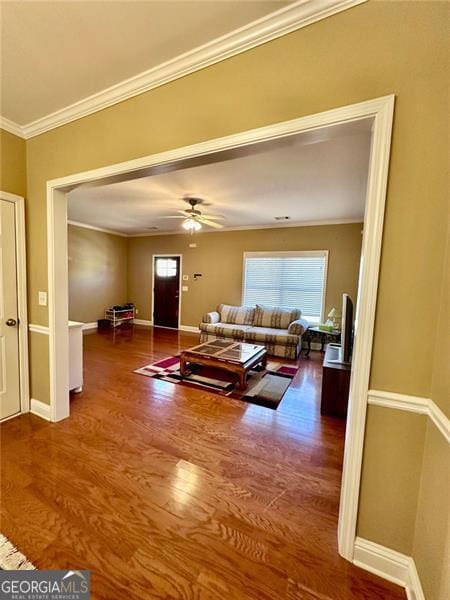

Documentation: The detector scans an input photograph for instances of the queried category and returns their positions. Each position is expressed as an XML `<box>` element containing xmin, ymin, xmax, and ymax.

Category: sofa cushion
<box><xmin>199</xmin><ymin>322</ymin><xmax>251</xmax><ymax>339</ymax></box>
<box><xmin>218</xmin><ymin>304</ymin><xmax>255</xmax><ymax>325</ymax></box>
<box><xmin>253</xmin><ymin>305</ymin><xmax>301</xmax><ymax>329</ymax></box>
<box><xmin>244</xmin><ymin>326</ymin><xmax>300</xmax><ymax>346</ymax></box>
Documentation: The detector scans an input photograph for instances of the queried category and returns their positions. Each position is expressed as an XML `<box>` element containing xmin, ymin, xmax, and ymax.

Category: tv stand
<box><xmin>326</xmin><ymin>343</ymin><xmax>351</xmax><ymax>366</ymax></box>
<box><xmin>321</xmin><ymin>344</ymin><xmax>351</xmax><ymax>418</ymax></box>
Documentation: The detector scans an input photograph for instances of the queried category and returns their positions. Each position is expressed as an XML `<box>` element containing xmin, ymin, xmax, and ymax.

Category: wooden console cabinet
<box><xmin>321</xmin><ymin>344</ymin><xmax>351</xmax><ymax>418</ymax></box>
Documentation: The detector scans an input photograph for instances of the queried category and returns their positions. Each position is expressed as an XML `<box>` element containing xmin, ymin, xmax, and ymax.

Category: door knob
<box><xmin>6</xmin><ymin>318</ymin><xmax>17</xmax><ymax>327</ymax></box>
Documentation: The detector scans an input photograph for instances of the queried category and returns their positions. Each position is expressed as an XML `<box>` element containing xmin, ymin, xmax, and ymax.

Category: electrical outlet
<box><xmin>38</xmin><ymin>291</ymin><xmax>47</xmax><ymax>306</ymax></box>
<box><xmin>135</xmin><ymin>308</ymin><xmax>139</xmax><ymax>315</ymax></box>
<box><xmin>189</xmin><ymin>243</ymin><xmax>197</xmax><ymax>248</ymax></box>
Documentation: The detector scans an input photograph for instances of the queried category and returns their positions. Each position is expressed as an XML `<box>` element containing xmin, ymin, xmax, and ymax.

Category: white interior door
<box><xmin>0</xmin><ymin>200</ymin><xmax>21</xmax><ymax>420</ymax></box>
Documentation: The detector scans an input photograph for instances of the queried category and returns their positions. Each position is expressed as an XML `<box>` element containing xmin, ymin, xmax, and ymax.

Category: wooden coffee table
<box><xmin>180</xmin><ymin>339</ymin><xmax>267</xmax><ymax>391</ymax></box>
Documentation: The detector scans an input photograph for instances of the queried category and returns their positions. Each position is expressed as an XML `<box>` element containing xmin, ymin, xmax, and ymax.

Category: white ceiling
<box><xmin>1</xmin><ymin>0</ymin><xmax>289</xmax><ymax>125</ymax></box>
<box><xmin>68</xmin><ymin>120</ymin><xmax>372</xmax><ymax>235</ymax></box>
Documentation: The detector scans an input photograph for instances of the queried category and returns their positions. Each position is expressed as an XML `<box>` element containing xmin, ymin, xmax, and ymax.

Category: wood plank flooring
<box><xmin>0</xmin><ymin>326</ymin><xmax>405</xmax><ymax>599</ymax></box>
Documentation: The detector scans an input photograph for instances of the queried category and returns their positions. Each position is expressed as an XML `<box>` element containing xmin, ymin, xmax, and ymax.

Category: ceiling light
<box><xmin>182</xmin><ymin>217</ymin><xmax>202</xmax><ymax>232</ymax></box>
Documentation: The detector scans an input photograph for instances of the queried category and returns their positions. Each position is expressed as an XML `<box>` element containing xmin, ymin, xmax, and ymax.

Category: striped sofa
<box><xmin>200</xmin><ymin>304</ymin><xmax>309</xmax><ymax>359</ymax></box>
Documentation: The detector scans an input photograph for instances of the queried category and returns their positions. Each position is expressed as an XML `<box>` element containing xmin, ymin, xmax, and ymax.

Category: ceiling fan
<box><xmin>157</xmin><ymin>197</ymin><xmax>225</xmax><ymax>232</ymax></box>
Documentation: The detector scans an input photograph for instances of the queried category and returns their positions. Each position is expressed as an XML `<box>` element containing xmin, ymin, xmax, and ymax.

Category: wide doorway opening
<box><xmin>48</xmin><ymin>96</ymin><xmax>394</xmax><ymax>563</ymax></box>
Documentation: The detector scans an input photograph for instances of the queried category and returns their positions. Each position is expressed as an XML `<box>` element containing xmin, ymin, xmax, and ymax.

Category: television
<box><xmin>328</xmin><ymin>293</ymin><xmax>353</xmax><ymax>365</ymax></box>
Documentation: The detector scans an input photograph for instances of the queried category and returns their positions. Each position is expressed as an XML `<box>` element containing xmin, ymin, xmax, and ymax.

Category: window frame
<box><xmin>241</xmin><ymin>250</ymin><xmax>329</xmax><ymax>323</ymax></box>
<box><xmin>155</xmin><ymin>257</ymin><xmax>178</xmax><ymax>278</ymax></box>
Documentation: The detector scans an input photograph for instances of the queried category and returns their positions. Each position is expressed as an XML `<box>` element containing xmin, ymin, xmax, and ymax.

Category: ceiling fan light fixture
<box><xmin>182</xmin><ymin>217</ymin><xmax>202</xmax><ymax>232</ymax></box>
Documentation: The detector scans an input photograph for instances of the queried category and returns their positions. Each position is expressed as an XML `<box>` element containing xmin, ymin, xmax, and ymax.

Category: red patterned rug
<box><xmin>134</xmin><ymin>355</ymin><xmax>299</xmax><ymax>409</ymax></box>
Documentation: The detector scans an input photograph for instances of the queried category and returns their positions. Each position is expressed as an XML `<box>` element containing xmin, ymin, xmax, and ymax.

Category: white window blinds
<box><xmin>242</xmin><ymin>251</ymin><xmax>328</xmax><ymax>322</ymax></box>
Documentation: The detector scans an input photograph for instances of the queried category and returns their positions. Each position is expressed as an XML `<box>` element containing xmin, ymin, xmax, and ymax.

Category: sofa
<box><xmin>200</xmin><ymin>304</ymin><xmax>309</xmax><ymax>359</ymax></box>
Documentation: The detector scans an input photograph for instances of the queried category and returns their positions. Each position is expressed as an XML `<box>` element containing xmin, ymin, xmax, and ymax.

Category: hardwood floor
<box><xmin>0</xmin><ymin>326</ymin><xmax>405</xmax><ymax>599</ymax></box>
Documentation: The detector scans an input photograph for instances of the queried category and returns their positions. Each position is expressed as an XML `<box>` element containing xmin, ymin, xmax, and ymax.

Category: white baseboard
<box><xmin>354</xmin><ymin>537</ymin><xmax>410</xmax><ymax>587</ymax></box>
<box><xmin>30</xmin><ymin>398</ymin><xmax>51</xmax><ymax>421</ymax></box>
<box><xmin>82</xmin><ymin>322</ymin><xmax>98</xmax><ymax>331</ymax></box>
<box><xmin>179</xmin><ymin>325</ymin><xmax>200</xmax><ymax>333</ymax></box>
<box><xmin>133</xmin><ymin>321</ymin><xmax>199</xmax><ymax>333</ymax></box>
<box><xmin>133</xmin><ymin>319</ymin><xmax>153</xmax><ymax>326</ymax></box>
<box><xmin>354</xmin><ymin>537</ymin><xmax>424</xmax><ymax>600</ymax></box>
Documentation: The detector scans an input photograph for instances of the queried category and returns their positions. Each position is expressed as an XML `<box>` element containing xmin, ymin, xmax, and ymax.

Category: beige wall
<box><xmin>412</xmin><ymin>422</ymin><xmax>449</xmax><ymax>600</ymax></box>
<box><xmin>1</xmin><ymin>0</ymin><xmax>447</xmax><ymax>588</ymax></box>
<box><xmin>29</xmin><ymin>331</ymin><xmax>50</xmax><ymax>406</ymax></box>
<box><xmin>74</xmin><ymin>222</ymin><xmax>362</xmax><ymax>327</ymax></box>
<box><xmin>128</xmin><ymin>223</ymin><xmax>362</xmax><ymax>325</ymax></box>
<box><xmin>430</xmin><ymin>223</ymin><xmax>449</xmax><ymax>418</ymax></box>
<box><xmin>412</xmin><ymin>220</ymin><xmax>450</xmax><ymax>600</ymax></box>
<box><xmin>68</xmin><ymin>225</ymin><xmax>128</xmax><ymax>323</ymax></box>
<box><xmin>357</xmin><ymin>406</ymin><xmax>427</xmax><ymax>554</ymax></box>
<box><xmin>24</xmin><ymin>1</ymin><xmax>448</xmax><ymax>398</ymax></box>
<box><xmin>0</xmin><ymin>129</ymin><xmax>27</xmax><ymax>197</ymax></box>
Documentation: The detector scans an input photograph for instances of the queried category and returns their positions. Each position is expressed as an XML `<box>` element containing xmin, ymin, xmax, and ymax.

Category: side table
<box><xmin>303</xmin><ymin>326</ymin><xmax>341</xmax><ymax>357</ymax></box>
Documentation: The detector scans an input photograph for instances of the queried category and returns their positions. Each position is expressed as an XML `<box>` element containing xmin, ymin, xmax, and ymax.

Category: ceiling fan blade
<box><xmin>200</xmin><ymin>214</ymin><xmax>225</xmax><ymax>220</ymax></box>
<box><xmin>199</xmin><ymin>218</ymin><xmax>224</xmax><ymax>229</ymax></box>
<box><xmin>154</xmin><ymin>215</ymin><xmax>186</xmax><ymax>219</ymax></box>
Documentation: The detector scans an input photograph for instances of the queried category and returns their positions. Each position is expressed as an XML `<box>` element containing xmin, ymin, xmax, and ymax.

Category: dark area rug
<box><xmin>135</xmin><ymin>355</ymin><xmax>299</xmax><ymax>409</ymax></box>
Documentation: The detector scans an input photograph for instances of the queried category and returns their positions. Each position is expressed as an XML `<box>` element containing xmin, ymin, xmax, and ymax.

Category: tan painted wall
<box><xmin>68</xmin><ymin>225</ymin><xmax>128</xmax><ymax>323</ymax></box>
<box><xmin>0</xmin><ymin>129</ymin><xmax>27</xmax><ymax>196</ymax></box>
<box><xmin>25</xmin><ymin>1</ymin><xmax>448</xmax><ymax>398</ymax></box>
<box><xmin>412</xmin><ymin>422</ymin><xmax>450</xmax><ymax>600</ymax></box>
<box><xmin>29</xmin><ymin>331</ymin><xmax>50</xmax><ymax>406</ymax></box>
<box><xmin>4</xmin><ymin>0</ymin><xmax>446</xmax><ymax>579</ymax></box>
<box><xmin>357</xmin><ymin>406</ymin><xmax>427</xmax><ymax>554</ymax></box>
<box><xmin>430</xmin><ymin>224</ymin><xmax>449</xmax><ymax>418</ymax></box>
<box><xmin>128</xmin><ymin>223</ymin><xmax>362</xmax><ymax>325</ymax></box>
<box><xmin>411</xmin><ymin>221</ymin><xmax>450</xmax><ymax>600</ymax></box>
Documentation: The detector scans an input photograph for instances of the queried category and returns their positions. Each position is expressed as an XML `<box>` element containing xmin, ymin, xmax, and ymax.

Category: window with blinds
<box><xmin>242</xmin><ymin>251</ymin><xmax>328</xmax><ymax>322</ymax></box>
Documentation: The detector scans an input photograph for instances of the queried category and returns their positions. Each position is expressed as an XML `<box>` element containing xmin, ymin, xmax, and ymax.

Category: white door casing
<box><xmin>0</xmin><ymin>200</ymin><xmax>20</xmax><ymax>420</ymax></box>
<box><xmin>0</xmin><ymin>191</ymin><xmax>29</xmax><ymax>421</ymax></box>
<box><xmin>46</xmin><ymin>95</ymin><xmax>394</xmax><ymax>562</ymax></box>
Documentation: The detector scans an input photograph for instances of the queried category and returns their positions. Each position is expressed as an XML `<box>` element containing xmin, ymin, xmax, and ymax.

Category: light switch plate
<box><xmin>182</xmin><ymin>286</ymin><xmax>189</xmax><ymax>292</ymax></box>
<box><xmin>182</xmin><ymin>275</ymin><xmax>189</xmax><ymax>281</ymax></box>
<box><xmin>38</xmin><ymin>291</ymin><xmax>47</xmax><ymax>306</ymax></box>
<box><xmin>189</xmin><ymin>243</ymin><xmax>197</xmax><ymax>248</ymax></box>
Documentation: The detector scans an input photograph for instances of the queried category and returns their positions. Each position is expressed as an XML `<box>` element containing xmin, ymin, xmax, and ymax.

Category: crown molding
<box><xmin>67</xmin><ymin>218</ymin><xmax>363</xmax><ymax>238</ymax></box>
<box><xmin>0</xmin><ymin>116</ymin><xmax>24</xmax><ymax>138</ymax></box>
<box><xmin>128</xmin><ymin>218</ymin><xmax>363</xmax><ymax>237</ymax></box>
<box><xmin>1</xmin><ymin>0</ymin><xmax>366</xmax><ymax>140</ymax></box>
<box><xmin>67</xmin><ymin>220</ymin><xmax>129</xmax><ymax>237</ymax></box>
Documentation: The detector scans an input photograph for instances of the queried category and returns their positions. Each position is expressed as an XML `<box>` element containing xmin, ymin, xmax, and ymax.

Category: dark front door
<box><xmin>153</xmin><ymin>256</ymin><xmax>180</xmax><ymax>328</ymax></box>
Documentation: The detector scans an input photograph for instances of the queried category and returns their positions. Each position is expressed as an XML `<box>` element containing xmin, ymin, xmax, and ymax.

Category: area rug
<box><xmin>134</xmin><ymin>355</ymin><xmax>299</xmax><ymax>409</ymax></box>
<box><xmin>0</xmin><ymin>534</ymin><xmax>36</xmax><ymax>570</ymax></box>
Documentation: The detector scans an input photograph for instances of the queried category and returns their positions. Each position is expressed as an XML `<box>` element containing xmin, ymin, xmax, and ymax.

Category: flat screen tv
<box><xmin>329</xmin><ymin>293</ymin><xmax>353</xmax><ymax>365</ymax></box>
